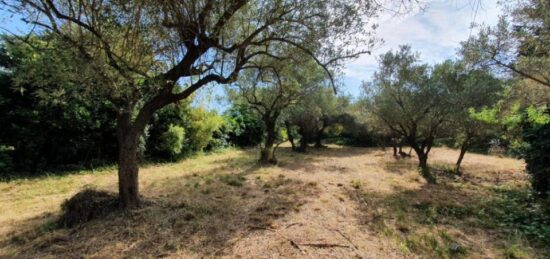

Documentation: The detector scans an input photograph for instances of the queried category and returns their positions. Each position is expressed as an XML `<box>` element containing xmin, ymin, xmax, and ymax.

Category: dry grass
<box><xmin>1</xmin><ymin>145</ymin><xmax>547</xmax><ymax>258</ymax></box>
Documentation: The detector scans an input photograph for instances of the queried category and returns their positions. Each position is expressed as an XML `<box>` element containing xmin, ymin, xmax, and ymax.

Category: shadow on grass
<box><xmin>1</xmin><ymin>171</ymin><xmax>319</xmax><ymax>258</ymax></box>
<box><xmin>347</xmin><ymin>175</ymin><xmax>550</xmax><ymax>259</ymax></box>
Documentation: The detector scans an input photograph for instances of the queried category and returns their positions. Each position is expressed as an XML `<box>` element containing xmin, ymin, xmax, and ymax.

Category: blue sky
<box><xmin>340</xmin><ymin>0</ymin><xmax>501</xmax><ymax>97</ymax></box>
<box><xmin>0</xmin><ymin>0</ymin><xmax>502</xmax><ymax>109</ymax></box>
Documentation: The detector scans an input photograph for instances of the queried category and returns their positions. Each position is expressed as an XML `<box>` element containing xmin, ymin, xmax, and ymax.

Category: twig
<box><xmin>332</xmin><ymin>229</ymin><xmax>359</xmax><ymax>250</ymax></box>
<box><xmin>295</xmin><ymin>242</ymin><xmax>350</xmax><ymax>248</ymax></box>
<box><xmin>285</xmin><ymin>222</ymin><xmax>303</xmax><ymax>229</ymax></box>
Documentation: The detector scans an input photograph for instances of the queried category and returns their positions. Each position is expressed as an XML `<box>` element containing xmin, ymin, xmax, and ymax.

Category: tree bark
<box><xmin>116</xmin><ymin>112</ymin><xmax>141</xmax><ymax>208</ymax></box>
<box><xmin>455</xmin><ymin>142</ymin><xmax>469</xmax><ymax>174</ymax></box>
<box><xmin>296</xmin><ymin>126</ymin><xmax>308</xmax><ymax>152</ymax></box>
<box><xmin>314</xmin><ymin>125</ymin><xmax>326</xmax><ymax>148</ymax></box>
<box><xmin>413</xmin><ymin>147</ymin><xmax>436</xmax><ymax>184</ymax></box>
<box><xmin>260</xmin><ymin>115</ymin><xmax>277</xmax><ymax>164</ymax></box>
<box><xmin>285</xmin><ymin>121</ymin><xmax>296</xmax><ymax>151</ymax></box>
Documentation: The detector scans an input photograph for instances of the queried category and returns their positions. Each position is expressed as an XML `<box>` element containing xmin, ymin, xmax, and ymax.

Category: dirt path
<box><xmin>222</xmin><ymin>147</ymin><xmax>412</xmax><ymax>258</ymax></box>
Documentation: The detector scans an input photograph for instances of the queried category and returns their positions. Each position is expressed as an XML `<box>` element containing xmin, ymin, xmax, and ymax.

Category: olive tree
<box><xmin>6</xmin><ymin>0</ymin><xmax>382</xmax><ymax>207</ymax></box>
<box><xmin>286</xmin><ymin>85</ymin><xmax>343</xmax><ymax>151</ymax></box>
<box><xmin>447</xmin><ymin>67</ymin><xmax>503</xmax><ymax>173</ymax></box>
<box><xmin>367</xmin><ymin>46</ymin><xmax>453</xmax><ymax>183</ymax></box>
<box><xmin>461</xmin><ymin>0</ymin><xmax>550</xmax><ymax>88</ymax></box>
<box><xmin>232</xmin><ymin>57</ymin><xmax>324</xmax><ymax>163</ymax></box>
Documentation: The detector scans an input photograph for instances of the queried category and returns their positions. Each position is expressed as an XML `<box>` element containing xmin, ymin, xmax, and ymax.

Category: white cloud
<box><xmin>342</xmin><ymin>0</ymin><xmax>502</xmax><ymax>96</ymax></box>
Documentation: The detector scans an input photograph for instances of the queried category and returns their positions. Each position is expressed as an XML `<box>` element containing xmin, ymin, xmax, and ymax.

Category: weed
<box><xmin>218</xmin><ymin>174</ymin><xmax>246</xmax><ymax>187</ymax></box>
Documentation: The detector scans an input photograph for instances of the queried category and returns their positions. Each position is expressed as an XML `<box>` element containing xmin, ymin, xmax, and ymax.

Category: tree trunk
<box><xmin>296</xmin><ymin>127</ymin><xmax>308</xmax><ymax>152</ymax></box>
<box><xmin>285</xmin><ymin>121</ymin><xmax>296</xmax><ymax>151</ymax></box>
<box><xmin>116</xmin><ymin>113</ymin><xmax>141</xmax><ymax>208</ymax></box>
<box><xmin>314</xmin><ymin>125</ymin><xmax>326</xmax><ymax>148</ymax></box>
<box><xmin>392</xmin><ymin>144</ymin><xmax>398</xmax><ymax>157</ymax></box>
<box><xmin>455</xmin><ymin>142</ymin><xmax>469</xmax><ymax>174</ymax></box>
<box><xmin>414</xmin><ymin>148</ymin><xmax>436</xmax><ymax>184</ymax></box>
<box><xmin>260</xmin><ymin>117</ymin><xmax>277</xmax><ymax>164</ymax></box>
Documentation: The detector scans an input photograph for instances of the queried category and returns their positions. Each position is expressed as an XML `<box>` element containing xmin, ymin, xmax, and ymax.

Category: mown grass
<box><xmin>349</xmin><ymin>158</ymin><xmax>550</xmax><ymax>259</ymax></box>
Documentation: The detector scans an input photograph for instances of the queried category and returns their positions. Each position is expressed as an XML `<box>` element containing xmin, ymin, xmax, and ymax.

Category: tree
<box><xmin>447</xmin><ymin>68</ymin><xmax>503</xmax><ymax>173</ymax></box>
<box><xmin>461</xmin><ymin>0</ymin><xmax>550</xmax><ymax>88</ymax></box>
<box><xmin>232</xmin><ymin>57</ymin><xmax>324</xmax><ymax>163</ymax></box>
<box><xmin>286</xmin><ymin>85</ymin><xmax>343</xmax><ymax>151</ymax></box>
<box><xmin>223</xmin><ymin>103</ymin><xmax>264</xmax><ymax>147</ymax></box>
<box><xmin>367</xmin><ymin>46</ymin><xmax>453</xmax><ymax>183</ymax></box>
<box><xmin>0</xmin><ymin>38</ymin><xmax>118</xmax><ymax>175</ymax></box>
<box><xmin>6</xmin><ymin>0</ymin><xmax>381</xmax><ymax>207</ymax></box>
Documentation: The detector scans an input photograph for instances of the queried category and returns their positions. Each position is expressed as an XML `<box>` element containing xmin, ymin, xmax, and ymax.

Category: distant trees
<box><xmin>6</xmin><ymin>0</ymin><xmax>380</xmax><ymax>207</ymax></box>
<box><xmin>286</xmin><ymin>85</ymin><xmax>344</xmax><ymax>152</ymax></box>
<box><xmin>232</xmin><ymin>58</ymin><xmax>324</xmax><ymax>163</ymax></box>
<box><xmin>366</xmin><ymin>46</ymin><xmax>504</xmax><ymax>182</ymax></box>
<box><xmin>461</xmin><ymin>0</ymin><xmax>550</xmax><ymax>196</ymax></box>
<box><xmin>447</xmin><ymin>68</ymin><xmax>503</xmax><ymax>173</ymax></box>
<box><xmin>368</xmin><ymin>46</ymin><xmax>451</xmax><ymax>183</ymax></box>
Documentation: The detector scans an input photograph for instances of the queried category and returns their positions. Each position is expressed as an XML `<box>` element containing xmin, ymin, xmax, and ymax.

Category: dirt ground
<box><xmin>1</xmin><ymin>145</ymin><xmax>544</xmax><ymax>258</ymax></box>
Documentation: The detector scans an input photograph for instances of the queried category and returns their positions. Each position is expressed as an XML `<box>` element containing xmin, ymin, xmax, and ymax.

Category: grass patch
<box><xmin>218</xmin><ymin>174</ymin><xmax>246</xmax><ymax>187</ymax></box>
<box><xmin>348</xmin><ymin>178</ymin><xmax>549</xmax><ymax>258</ymax></box>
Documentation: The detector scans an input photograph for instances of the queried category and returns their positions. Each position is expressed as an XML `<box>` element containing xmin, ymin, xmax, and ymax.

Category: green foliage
<box><xmin>522</xmin><ymin>110</ymin><xmax>550</xmax><ymax>197</ymax></box>
<box><xmin>484</xmin><ymin>186</ymin><xmax>550</xmax><ymax>245</ymax></box>
<box><xmin>0</xmin><ymin>41</ymin><xmax>118</xmax><ymax>176</ymax></box>
<box><xmin>188</xmin><ymin>107</ymin><xmax>225</xmax><ymax>152</ymax></box>
<box><xmin>223</xmin><ymin>104</ymin><xmax>264</xmax><ymax>147</ymax></box>
<box><xmin>158</xmin><ymin>125</ymin><xmax>186</xmax><ymax>159</ymax></box>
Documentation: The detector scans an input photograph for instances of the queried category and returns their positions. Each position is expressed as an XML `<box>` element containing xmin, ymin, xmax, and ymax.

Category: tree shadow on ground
<box><xmin>1</xmin><ymin>170</ymin><xmax>319</xmax><ymax>258</ymax></box>
<box><xmin>346</xmin><ymin>169</ymin><xmax>550</xmax><ymax>259</ymax></box>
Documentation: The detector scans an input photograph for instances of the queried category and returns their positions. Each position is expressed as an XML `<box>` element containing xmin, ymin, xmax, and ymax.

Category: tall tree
<box><xmin>6</xmin><ymin>0</ymin><xmax>382</xmax><ymax>207</ymax></box>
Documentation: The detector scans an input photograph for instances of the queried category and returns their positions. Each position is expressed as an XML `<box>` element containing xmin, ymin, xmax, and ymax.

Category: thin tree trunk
<box><xmin>455</xmin><ymin>142</ymin><xmax>469</xmax><ymax>174</ymax></box>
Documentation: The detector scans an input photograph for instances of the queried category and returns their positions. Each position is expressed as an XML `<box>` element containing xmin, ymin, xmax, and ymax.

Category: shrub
<box><xmin>158</xmin><ymin>124</ymin><xmax>186</xmax><ymax>159</ymax></box>
<box><xmin>522</xmin><ymin>110</ymin><xmax>550</xmax><ymax>198</ymax></box>
<box><xmin>188</xmin><ymin>108</ymin><xmax>224</xmax><ymax>152</ymax></box>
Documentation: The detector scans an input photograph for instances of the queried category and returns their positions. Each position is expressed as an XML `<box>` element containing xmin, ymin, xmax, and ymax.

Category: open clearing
<box><xmin>0</xmin><ymin>145</ymin><xmax>546</xmax><ymax>258</ymax></box>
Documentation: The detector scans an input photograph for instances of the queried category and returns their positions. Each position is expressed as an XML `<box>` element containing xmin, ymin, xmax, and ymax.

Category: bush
<box><xmin>187</xmin><ymin>107</ymin><xmax>224</xmax><ymax>152</ymax></box>
<box><xmin>523</xmin><ymin>114</ymin><xmax>550</xmax><ymax>198</ymax></box>
<box><xmin>158</xmin><ymin>124</ymin><xmax>185</xmax><ymax>159</ymax></box>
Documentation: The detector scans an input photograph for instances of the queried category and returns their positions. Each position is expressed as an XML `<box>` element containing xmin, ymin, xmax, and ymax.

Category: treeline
<box><xmin>0</xmin><ymin>42</ymin><xmax>258</xmax><ymax>176</ymax></box>
<box><xmin>0</xmin><ymin>0</ymin><xmax>548</xmax><ymax>201</ymax></box>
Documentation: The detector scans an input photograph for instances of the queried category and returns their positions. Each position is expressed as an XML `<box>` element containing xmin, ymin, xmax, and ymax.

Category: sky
<box><xmin>340</xmin><ymin>0</ymin><xmax>502</xmax><ymax>97</ymax></box>
<box><xmin>0</xmin><ymin>0</ymin><xmax>503</xmax><ymax>109</ymax></box>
